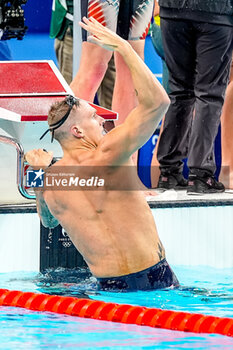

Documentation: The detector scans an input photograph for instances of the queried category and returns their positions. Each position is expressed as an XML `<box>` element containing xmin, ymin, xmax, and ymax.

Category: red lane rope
<box><xmin>0</xmin><ymin>288</ymin><xmax>233</xmax><ymax>337</ymax></box>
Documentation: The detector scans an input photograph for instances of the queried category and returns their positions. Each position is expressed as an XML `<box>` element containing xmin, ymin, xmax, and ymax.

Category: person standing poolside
<box><xmin>50</xmin><ymin>0</ymin><xmax>116</xmax><ymax>111</ymax></box>
<box><xmin>156</xmin><ymin>0</ymin><xmax>233</xmax><ymax>194</ymax></box>
<box><xmin>25</xmin><ymin>17</ymin><xmax>178</xmax><ymax>291</ymax></box>
<box><xmin>70</xmin><ymin>0</ymin><xmax>154</xmax><ymax>127</ymax></box>
<box><xmin>219</xmin><ymin>56</ymin><xmax>233</xmax><ymax>190</ymax></box>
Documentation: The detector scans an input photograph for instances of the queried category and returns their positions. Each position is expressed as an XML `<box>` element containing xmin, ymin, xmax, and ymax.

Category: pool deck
<box><xmin>0</xmin><ymin>189</ymin><xmax>233</xmax><ymax>213</ymax></box>
<box><xmin>146</xmin><ymin>189</ymin><xmax>233</xmax><ymax>208</ymax></box>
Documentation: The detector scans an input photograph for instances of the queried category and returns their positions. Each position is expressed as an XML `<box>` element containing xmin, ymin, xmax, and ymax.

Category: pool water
<box><xmin>1</xmin><ymin>306</ymin><xmax>233</xmax><ymax>350</ymax></box>
<box><xmin>0</xmin><ymin>265</ymin><xmax>233</xmax><ymax>349</ymax></box>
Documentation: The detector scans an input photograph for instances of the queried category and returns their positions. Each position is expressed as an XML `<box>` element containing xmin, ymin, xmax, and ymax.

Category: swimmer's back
<box><xmin>44</xmin><ymin>175</ymin><xmax>164</xmax><ymax>278</ymax></box>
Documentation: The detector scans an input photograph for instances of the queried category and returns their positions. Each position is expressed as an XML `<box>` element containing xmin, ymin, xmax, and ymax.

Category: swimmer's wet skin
<box><xmin>25</xmin><ymin>17</ymin><xmax>175</xmax><ymax>291</ymax></box>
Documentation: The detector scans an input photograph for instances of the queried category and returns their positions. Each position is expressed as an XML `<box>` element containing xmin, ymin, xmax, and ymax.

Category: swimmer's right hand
<box><xmin>25</xmin><ymin>149</ymin><xmax>54</xmax><ymax>169</ymax></box>
<box><xmin>79</xmin><ymin>16</ymin><xmax>125</xmax><ymax>52</ymax></box>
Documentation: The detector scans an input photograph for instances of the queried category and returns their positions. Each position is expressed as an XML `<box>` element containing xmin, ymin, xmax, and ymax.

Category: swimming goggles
<box><xmin>40</xmin><ymin>95</ymin><xmax>79</xmax><ymax>143</ymax></box>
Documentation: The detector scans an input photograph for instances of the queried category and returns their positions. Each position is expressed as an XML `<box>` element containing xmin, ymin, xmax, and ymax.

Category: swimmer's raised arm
<box><xmin>80</xmin><ymin>17</ymin><xmax>170</xmax><ymax>163</ymax></box>
<box><xmin>25</xmin><ymin>149</ymin><xmax>59</xmax><ymax>229</ymax></box>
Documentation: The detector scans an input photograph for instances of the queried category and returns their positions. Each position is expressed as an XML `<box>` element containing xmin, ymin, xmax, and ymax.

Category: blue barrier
<box><xmin>24</xmin><ymin>0</ymin><xmax>53</xmax><ymax>33</ymax></box>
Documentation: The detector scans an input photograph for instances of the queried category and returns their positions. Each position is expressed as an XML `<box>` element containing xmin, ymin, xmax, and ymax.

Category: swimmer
<box><xmin>26</xmin><ymin>17</ymin><xmax>178</xmax><ymax>291</ymax></box>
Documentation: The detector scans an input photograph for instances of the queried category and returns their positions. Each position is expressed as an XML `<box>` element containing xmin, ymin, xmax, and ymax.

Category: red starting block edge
<box><xmin>0</xmin><ymin>97</ymin><xmax>118</xmax><ymax>122</ymax></box>
<box><xmin>0</xmin><ymin>61</ymin><xmax>118</xmax><ymax>122</ymax></box>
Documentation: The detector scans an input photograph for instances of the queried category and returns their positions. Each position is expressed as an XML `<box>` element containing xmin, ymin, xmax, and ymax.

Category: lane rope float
<box><xmin>0</xmin><ymin>288</ymin><xmax>233</xmax><ymax>337</ymax></box>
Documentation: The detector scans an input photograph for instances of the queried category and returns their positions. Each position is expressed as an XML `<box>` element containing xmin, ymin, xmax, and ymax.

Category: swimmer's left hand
<box><xmin>25</xmin><ymin>149</ymin><xmax>54</xmax><ymax>170</ymax></box>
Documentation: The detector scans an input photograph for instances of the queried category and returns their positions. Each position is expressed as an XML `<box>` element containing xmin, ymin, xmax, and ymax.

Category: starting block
<box><xmin>0</xmin><ymin>60</ymin><xmax>118</xmax><ymax>204</ymax></box>
<box><xmin>0</xmin><ymin>60</ymin><xmax>118</xmax><ymax>122</ymax></box>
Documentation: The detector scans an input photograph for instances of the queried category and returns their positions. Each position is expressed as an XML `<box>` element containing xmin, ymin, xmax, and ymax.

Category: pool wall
<box><xmin>0</xmin><ymin>204</ymin><xmax>232</xmax><ymax>272</ymax></box>
<box><xmin>153</xmin><ymin>205</ymin><xmax>233</xmax><ymax>269</ymax></box>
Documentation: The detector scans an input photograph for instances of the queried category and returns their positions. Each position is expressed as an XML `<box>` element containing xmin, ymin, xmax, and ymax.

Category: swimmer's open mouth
<box><xmin>39</xmin><ymin>95</ymin><xmax>79</xmax><ymax>143</ymax></box>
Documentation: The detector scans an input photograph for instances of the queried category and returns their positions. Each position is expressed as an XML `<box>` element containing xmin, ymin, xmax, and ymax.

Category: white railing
<box><xmin>0</xmin><ymin>135</ymin><xmax>35</xmax><ymax>199</ymax></box>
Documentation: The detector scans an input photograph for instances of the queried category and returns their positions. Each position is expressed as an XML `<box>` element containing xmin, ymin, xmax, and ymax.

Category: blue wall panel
<box><xmin>24</xmin><ymin>0</ymin><xmax>53</xmax><ymax>33</ymax></box>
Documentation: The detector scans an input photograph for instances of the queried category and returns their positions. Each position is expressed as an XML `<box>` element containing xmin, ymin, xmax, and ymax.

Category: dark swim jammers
<box><xmin>97</xmin><ymin>258</ymin><xmax>179</xmax><ymax>291</ymax></box>
<box><xmin>81</xmin><ymin>0</ymin><xmax>154</xmax><ymax>41</ymax></box>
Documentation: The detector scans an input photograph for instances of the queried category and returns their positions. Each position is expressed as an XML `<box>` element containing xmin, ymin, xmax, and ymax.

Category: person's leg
<box><xmin>55</xmin><ymin>28</ymin><xmax>73</xmax><ymax>84</ymax></box>
<box><xmin>55</xmin><ymin>31</ymin><xmax>116</xmax><ymax>133</ymax></box>
<box><xmin>70</xmin><ymin>42</ymin><xmax>113</xmax><ymax>101</ymax></box>
<box><xmin>70</xmin><ymin>0</ymin><xmax>118</xmax><ymax>101</ymax></box>
<box><xmin>187</xmin><ymin>22</ymin><xmax>233</xmax><ymax>192</ymax></box>
<box><xmin>156</xmin><ymin>19</ymin><xmax>196</xmax><ymax>189</ymax></box>
<box><xmin>151</xmin><ymin>21</ymin><xmax>169</xmax><ymax>93</ymax></box>
<box><xmin>55</xmin><ymin>29</ymin><xmax>116</xmax><ymax>118</ymax></box>
<box><xmin>96</xmin><ymin>55</ymin><xmax>116</xmax><ymax>132</ymax></box>
<box><xmin>97</xmin><ymin>55</ymin><xmax>116</xmax><ymax>110</ymax></box>
<box><xmin>112</xmin><ymin>0</ymin><xmax>154</xmax><ymax>126</ymax></box>
<box><xmin>218</xmin><ymin>58</ymin><xmax>233</xmax><ymax>189</ymax></box>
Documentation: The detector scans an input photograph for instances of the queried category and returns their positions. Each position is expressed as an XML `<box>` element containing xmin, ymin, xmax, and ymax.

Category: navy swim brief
<box><xmin>97</xmin><ymin>258</ymin><xmax>179</xmax><ymax>291</ymax></box>
<box><xmin>81</xmin><ymin>0</ymin><xmax>154</xmax><ymax>41</ymax></box>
